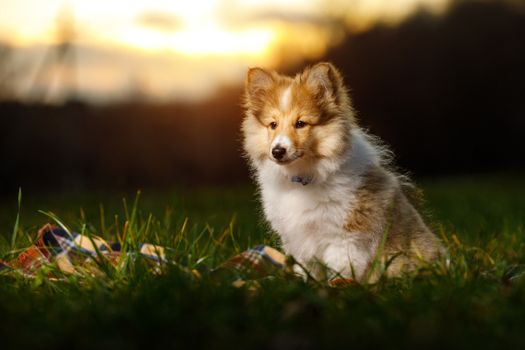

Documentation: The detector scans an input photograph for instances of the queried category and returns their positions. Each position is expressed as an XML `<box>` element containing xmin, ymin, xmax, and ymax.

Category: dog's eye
<box><xmin>269</xmin><ymin>122</ymin><xmax>277</xmax><ymax>130</ymax></box>
<box><xmin>295</xmin><ymin>120</ymin><xmax>306</xmax><ymax>129</ymax></box>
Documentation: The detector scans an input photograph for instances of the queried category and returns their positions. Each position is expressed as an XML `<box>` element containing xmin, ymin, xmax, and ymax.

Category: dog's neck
<box><xmin>345</xmin><ymin>129</ymin><xmax>382</xmax><ymax>175</ymax></box>
<box><xmin>292</xmin><ymin>128</ymin><xmax>381</xmax><ymax>186</ymax></box>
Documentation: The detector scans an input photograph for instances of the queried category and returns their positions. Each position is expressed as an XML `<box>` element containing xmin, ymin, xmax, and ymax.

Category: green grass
<box><xmin>1</xmin><ymin>174</ymin><xmax>524</xmax><ymax>348</ymax></box>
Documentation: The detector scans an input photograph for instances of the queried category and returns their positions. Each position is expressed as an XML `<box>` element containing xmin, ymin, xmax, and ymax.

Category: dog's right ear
<box><xmin>246</xmin><ymin>68</ymin><xmax>274</xmax><ymax>102</ymax></box>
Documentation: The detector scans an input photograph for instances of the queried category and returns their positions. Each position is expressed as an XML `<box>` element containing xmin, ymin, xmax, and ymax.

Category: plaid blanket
<box><xmin>0</xmin><ymin>224</ymin><xmax>353</xmax><ymax>286</ymax></box>
<box><xmin>0</xmin><ymin>224</ymin><xmax>169</xmax><ymax>275</ymax></box>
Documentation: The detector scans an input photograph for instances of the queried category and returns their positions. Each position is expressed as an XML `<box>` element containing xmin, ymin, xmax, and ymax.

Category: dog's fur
<box><xmin>242</xmin><ymin>62</ymin><xmax>442</xmax><ymax>282</ymax></box>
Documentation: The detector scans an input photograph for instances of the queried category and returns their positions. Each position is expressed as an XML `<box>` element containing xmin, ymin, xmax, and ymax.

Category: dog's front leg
<box><xmin>321</xmin><ymin>234</ymin><xmax>378</xmax><ymax>281</ymax></box>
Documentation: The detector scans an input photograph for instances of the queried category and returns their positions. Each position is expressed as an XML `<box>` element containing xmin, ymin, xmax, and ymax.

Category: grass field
<box><xmin>1</xmin><ymin>173</ymin><xmax>524</xmax><ymax>349</ymax></box>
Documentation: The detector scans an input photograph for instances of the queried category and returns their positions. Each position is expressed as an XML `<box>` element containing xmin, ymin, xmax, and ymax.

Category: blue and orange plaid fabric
<box><xmin>0</xmin><ymin>224</ymin><xmax>354</xmax><ymax>286</ymax></box>
<box><xmin>0</xmin><ymin>224</ymin><xmax>170</xmax><ymax>275</ymax></box>
<box><xmin>0</xmin><ymin>224</ymin><xmax>287</xmax><ymax>278</ymax></box>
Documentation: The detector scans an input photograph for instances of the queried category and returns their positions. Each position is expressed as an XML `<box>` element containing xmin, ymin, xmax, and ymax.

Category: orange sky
<box><xmin>0</xmin><ymin>0</ymin><xmax>450</xmax><ymax>103</ymax></box>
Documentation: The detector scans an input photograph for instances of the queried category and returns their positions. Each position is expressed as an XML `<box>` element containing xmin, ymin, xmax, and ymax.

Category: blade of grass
<box><xmin>99</xmin><ymin>203</ymin><xmax>106</xmax><ymax>234</ymax></box>
<box><xmin>38</xmin><ymin>210</ymin><xmax>72</xmax><ymax>238</ymax></box>
<box><xmin>10</xmin><ymin>187</ymin><xmax>22</xmax><ymax>250</ymax></box>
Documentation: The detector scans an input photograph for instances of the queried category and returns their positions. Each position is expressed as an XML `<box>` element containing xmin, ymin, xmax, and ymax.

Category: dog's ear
<box><xmin>246</xmin><ymin>68</ymin><xmax>274</xmax><ymax>102</ymax></box>
<box><xmin>304</xmin><ymin>62</ymin><xmax>343</xmax><ymax>102</ymax></box>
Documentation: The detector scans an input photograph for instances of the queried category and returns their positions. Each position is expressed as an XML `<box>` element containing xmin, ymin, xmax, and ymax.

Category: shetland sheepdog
<box><xmin>242</xmin><ymin>62</ymin><xmax>442</xmax><ymax>282</ymax></box>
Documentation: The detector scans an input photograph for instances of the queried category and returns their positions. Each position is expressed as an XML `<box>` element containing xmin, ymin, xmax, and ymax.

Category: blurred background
<box><xmin>0</xmin><ymin>0</ymin><xmax>524</xmax><ymax>195</ymax></box>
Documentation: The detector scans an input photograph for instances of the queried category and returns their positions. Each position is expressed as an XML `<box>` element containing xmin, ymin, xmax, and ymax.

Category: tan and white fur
<box><xmin>242</xmin><ymin>62</ymin><xmax>442</xmax><ymax>282</ymax></box>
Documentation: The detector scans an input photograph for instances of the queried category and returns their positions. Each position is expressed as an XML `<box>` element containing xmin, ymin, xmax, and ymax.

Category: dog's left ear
<box><xmin>304</xmin><ymin>62</ymin><xmax>344</xmax><ymax>101</ymax></box>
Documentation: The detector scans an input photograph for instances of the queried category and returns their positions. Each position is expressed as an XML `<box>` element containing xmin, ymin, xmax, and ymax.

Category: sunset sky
<box><xmin>0</xmin><ymin>0</ymin><xmax>450</xmax><ymax>103</ymax></box>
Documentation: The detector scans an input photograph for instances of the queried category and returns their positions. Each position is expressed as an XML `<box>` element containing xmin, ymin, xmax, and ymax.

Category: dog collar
<box><xmin>291</xmin><ymin>175</ymin><xmax>312</xmax><ymax>186</ymax></box>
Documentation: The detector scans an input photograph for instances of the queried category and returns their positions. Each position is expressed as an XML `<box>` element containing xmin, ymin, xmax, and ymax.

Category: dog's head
<box><xmin>242</xmin><ymin>62</ymin><xmax>355</xmax><ymax>170</ymax></box>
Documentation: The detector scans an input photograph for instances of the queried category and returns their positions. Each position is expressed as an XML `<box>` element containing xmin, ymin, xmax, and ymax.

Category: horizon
<box><xmin>0</xmin><ymin>0</ymin><xmax>450</xmax><ymax>104</ymax></box>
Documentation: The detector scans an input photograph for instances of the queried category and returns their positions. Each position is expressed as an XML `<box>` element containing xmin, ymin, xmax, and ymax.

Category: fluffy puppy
<box><xmin>242</xmin><ymin>62</ymin><xmax>442</xmax><ymax>282</ymax></box>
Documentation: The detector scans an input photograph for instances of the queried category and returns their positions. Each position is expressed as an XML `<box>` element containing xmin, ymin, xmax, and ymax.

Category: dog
<box><xmin>242</xmin><ymin>62</ymin><xmax>442</xmax><ymax>282</ymax></box>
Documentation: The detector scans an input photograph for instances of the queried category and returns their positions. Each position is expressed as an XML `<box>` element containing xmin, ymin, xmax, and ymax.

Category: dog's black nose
<box><xmin>272</xmin><ymin>146</ymin><xmax>286</xmax><ymax>160</ymax></box>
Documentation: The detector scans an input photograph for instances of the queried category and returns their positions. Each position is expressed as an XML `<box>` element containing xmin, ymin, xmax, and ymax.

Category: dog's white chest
<box><xmin>263</xmin><ymin>183</ymin><xmax>348</xmax><ymax>235</ymax></box>
<box><xmin>260</xmin><ymin>177</ymin><xmax>363</xmax><ymax>275</ymax></box>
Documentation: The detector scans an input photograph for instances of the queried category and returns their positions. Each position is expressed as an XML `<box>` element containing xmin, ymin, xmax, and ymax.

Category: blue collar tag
<box><xmin>291</xmin><ymin>175</ymin><xmax>311</xmax><ymax>186</ymax></box>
